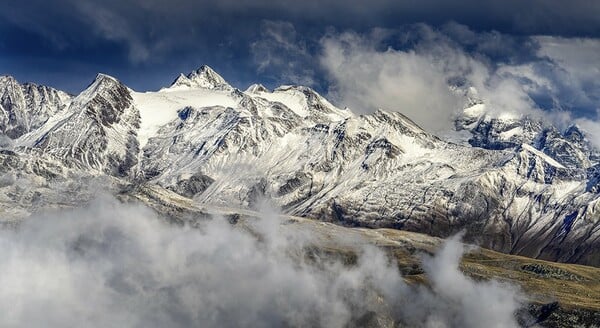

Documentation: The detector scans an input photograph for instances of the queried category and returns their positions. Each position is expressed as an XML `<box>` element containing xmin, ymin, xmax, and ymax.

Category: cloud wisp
<box><xmin>319</xmin><ymin>28</ymin><xmax>466</xmax><ymax>132</ymax></box>
<box><xmin>0</xmin><ymin>196</ymin><xmax>525</xmax><ymax>327</ymax></box>
<box><xmin>250</xmin><ymin>21</ymin><xmax>317</xmax><ymax>87</ymax></box>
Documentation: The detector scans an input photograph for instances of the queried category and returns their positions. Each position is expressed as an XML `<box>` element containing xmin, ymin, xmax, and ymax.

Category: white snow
<box><xmin>252</xmin><ymin>88</ymin><xmax>311</xmax><ymax>117</ymax></box>
<box><xmin>522</xmin><ymin>143</ymin><xmax>566</xmax><ymax>169</ymax></box>
<box><xmin>132</xmin><ymin>89</ymin><xmax>238</xmax><ymax>147</ymax></box>
<box><xmin>551</xmin><ymin>181</ymin><xmax>584</xmax><ymax>200</ymax></box>
<box><xmin>499</xmin><ymin>127</ymin><xmax>523</xmax><ymax>140</ymax></box>
<box><xmin>74</xmin><ymin>73</ymin><xmax>118</xmax><ymax>106</ymax></box>
<box><xmin>497</xmin><ymin>111</ymin><xmax>520</xmax><ymax>121</ymax></box>
<box><xmin>245</xmin><ymin>84</ymin><xmax>269</xmax><ymax>94</ymax></box>
<box><xmin>250</xmin><ymin>87</ymin><xmax>350</xmax><ymax>122</ymax></box>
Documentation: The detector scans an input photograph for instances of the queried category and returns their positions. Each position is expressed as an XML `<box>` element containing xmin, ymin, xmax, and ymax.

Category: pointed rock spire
<box><xmin>168</xmin><ymin>65</ymin><xmax>232</xmax><ymax>91</ymax></box>
<box><xmin>0</xmin><ymin>75</ymin><xmax>71</xmax><ymax>139</ymax></box>
<box><xmin>75</xmin><ymin>73</ymin><xmax>124</xmax><ymax>105</ymax></box>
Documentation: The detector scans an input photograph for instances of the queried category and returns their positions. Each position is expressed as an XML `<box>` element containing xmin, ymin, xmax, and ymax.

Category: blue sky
<box><xmin>1</xmin><ymin>0</ymin><xmax>599</xmax><ymax>137</ymax></box>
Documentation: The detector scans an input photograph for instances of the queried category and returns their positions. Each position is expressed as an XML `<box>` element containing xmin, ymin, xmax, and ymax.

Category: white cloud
<box><xmin>536</xmin><ymin>37</ymin><xmax>600</xmax><ymax>85</ymax></box>
<box><xmin>418</xmin><ymin>234</ymin><xmax>522</xmax><ymax>328</ymax></box>
<box><xmin>319</xmin><ymin>30</ymin><xmax>464</xmax><ymax>133</ymax></box>
<box><xmin>535</xmin><ymin>36</ymin><xmax>600</xmax><ymax>113</ymax></box>
<box><xmin>79</xmin><ymin>4</ymin><xmax>148</xmax><ymax>63</ymax></box>
<box><xmin>575</xmin><ymin>114</ymin><xmax>600</xmax><ymax>148</ymax></box>
<box><xmin>0</xmin><ymin>196</ymin><xmax>525</xmax><ymax>327</ymax></box>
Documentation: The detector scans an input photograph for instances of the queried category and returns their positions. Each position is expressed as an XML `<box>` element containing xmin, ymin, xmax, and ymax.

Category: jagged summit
<box><xmin>29</xmin><ymin>70</ymin><xmax>139</xmax><ymax>176</ymax></box>
<box><xmin>74</xmin><ymin>73</ymin><xmax>125</xmax><ymax>105</ymax></box>
<box><xmin>0</xmin><ymin>75</ymin><xmax>23</xmax><ymax>95</ymax></box>
<box><xmin>0</xmin><ymin>75</ymin><xmax>71</xmax><ymax>139</ymax></box>
<box><xmin>168</xmin><ymin>65</ymin><xmax>231</xmax><ymax>91</ymax></box>
<box><xmin>81</xmin><ymin>73</ymin><xmax>121</xmax><ymax>93</ymax></box>
<box><xmin>0</xmin><ymin>75</ymin><xmax>18</xmax><ymax>84</ymax></box>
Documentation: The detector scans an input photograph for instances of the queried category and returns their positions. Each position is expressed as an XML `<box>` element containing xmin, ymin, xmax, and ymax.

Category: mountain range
<box><xmin>1</xmin><ymin>65</ymin><xmax>599</xmax><ymax>267</ymax></box>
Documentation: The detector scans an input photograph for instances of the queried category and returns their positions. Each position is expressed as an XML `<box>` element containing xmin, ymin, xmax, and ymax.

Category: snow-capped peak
<box><xmin>167</xmin><ymin>65</ymin><xmax>232</xmax><ymax>91</ymax></box>
<box><xmin>87</xmin><ymin>73</ymin><xmax>121</xmax><ymax>91</ymax></box>
<box><xmin>74</xmin><ymin>73</ymin><xmax>124</xmax><ymax>105</ymax></box>
<box><xmin>0</xmin><ymin>75</ymin><xmax>17</xmax><ymax>83</ymax></box>
<box><xmin>0</xmin><ymin>75</ymin><xmax>21</xmax><ymax>92</ymax></box>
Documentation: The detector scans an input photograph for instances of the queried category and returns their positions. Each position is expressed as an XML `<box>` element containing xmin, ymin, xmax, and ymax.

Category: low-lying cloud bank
<box><xmin>0</xmin><ymin>197</ymin><xmax>525</xmax><ymax>327</ymax></box>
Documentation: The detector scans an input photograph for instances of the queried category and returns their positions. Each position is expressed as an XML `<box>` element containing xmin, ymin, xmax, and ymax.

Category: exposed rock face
<box><xmin>167</xmin><ymin>173</ymin><xmax>215</xmax><ymax>198</ymax></box>
<box><xmin>0</xmin><ymin>76</ymin><xmax>71</xmax><ymax>139</ymax></box>
<box><xmin>27</xmin><ymin>74</ymin><xmax>140</xmax><ymax>176</ymax></box>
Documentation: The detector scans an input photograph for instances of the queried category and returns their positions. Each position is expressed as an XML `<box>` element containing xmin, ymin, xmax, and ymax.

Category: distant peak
<box><xmin>273</xmin><ymin>85</ymin><xmax>319</xmax><ymax>96</ymax></box>
<box><xmin>245</xmin><ymin>83</ymin><xmax>269</xmax><ymax>94</ymax></box>
<box><xmin>191</xmin><ymin>65</ymin><xmax>217</xmax><ymax>75</ymax></box>
<box><xmin>273</xmin><ymin>85</ymin><xmax>298</xmax><ymax>92</ymax></box>
<box><xmin>96</xmin><ymin>72</ymin><xmax>114</xmax><ymax>79</ymax></box>
<box><xmin>0</xmin><ymin>75</ymin><xmax>20</xmax><ymax>88</ymax></box>
<box><xmin>273</xmin><ymin>85</ymin><xmax>331</xmax><ymax>103</ymax></box>
<box><xmin>564</xmin><ymin>124</ymin><xmax>585</xmax><ymax>142</ymax></box>
<box><xmin>0</xmin><ymin>76</ymin><xmax>70</xmax><ymax>98</ymax></box>
<box><xmin>75</xmin><ymin>72</ymin><xmax>126</xmax><ymax>104</ymax></box>
<box><xmin>373</xmin><ymin>108</ymin><xmax>427</xmax><ymax>133</ymax></box>
<box><xmin>168</xmin><ymin>65</ymin><xmax>231</xmax><ymax>91</ymax></box>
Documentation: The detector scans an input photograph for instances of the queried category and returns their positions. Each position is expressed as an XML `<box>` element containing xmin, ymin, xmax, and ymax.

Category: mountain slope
<box><xmin>0</xmin><ymin>76</ymin><xmax>71</xmax><ymax>139</ymax></box>
<box><xmin>21</xmin><ymin>74</ymin><xmax>140</xmax><ymax>176</ymax></box>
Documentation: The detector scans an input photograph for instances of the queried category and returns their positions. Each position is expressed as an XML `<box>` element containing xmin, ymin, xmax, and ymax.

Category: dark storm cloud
<box><xmin>1</xmin><ymin>0</ymin><xmax>599</xmax><ymax>93</ymax></box>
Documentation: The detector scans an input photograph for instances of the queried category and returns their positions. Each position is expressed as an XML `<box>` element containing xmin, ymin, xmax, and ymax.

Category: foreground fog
<box><xmin>0</xmin><ymin>197</ymin><xmax>524</xmax><ymax>327</ymax></box>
